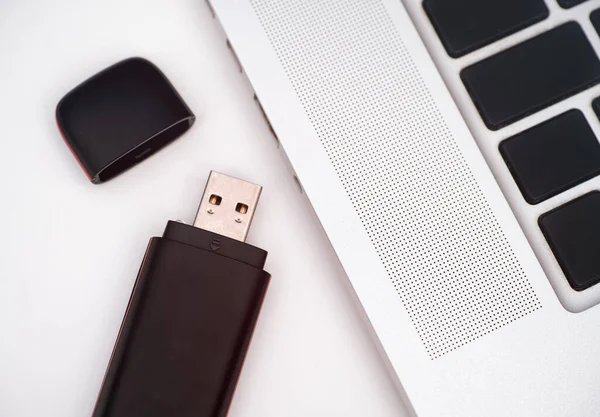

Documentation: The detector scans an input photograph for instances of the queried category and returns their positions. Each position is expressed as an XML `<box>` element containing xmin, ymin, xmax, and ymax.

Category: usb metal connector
<box><xmin>193</xmin><ymin>171</ymin><xmax>262</xmax><ymax>242</ymax></box>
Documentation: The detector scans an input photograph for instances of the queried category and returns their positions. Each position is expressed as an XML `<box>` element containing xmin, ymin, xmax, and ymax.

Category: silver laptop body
<box><xmin>209</xmin><ymin>1</ymin><xmax>600</xmax><ymax>415</ymax></box>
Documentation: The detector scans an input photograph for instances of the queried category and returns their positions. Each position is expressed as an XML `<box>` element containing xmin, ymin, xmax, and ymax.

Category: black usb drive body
<box><xmin>92</xmin><ymin>172</ymin><xmax>270</xmax><ymax>417</ymax></box>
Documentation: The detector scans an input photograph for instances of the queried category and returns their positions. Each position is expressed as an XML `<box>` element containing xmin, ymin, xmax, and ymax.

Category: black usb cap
<box><xmin>56</xmin><ymin>58</ymin><xmax>195</xmax><ymax>184</ymax></box>
<box><xmin>92</xmin><ymin>171</ymin><xmax>270</xmax><ymax>417</ymax></box>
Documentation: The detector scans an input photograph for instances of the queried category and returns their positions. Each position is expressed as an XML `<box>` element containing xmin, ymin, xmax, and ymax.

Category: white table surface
<box><xmin>0</xmin><ymin>1</ymin><xmax>410</xmax><ymax>416</ymax></box>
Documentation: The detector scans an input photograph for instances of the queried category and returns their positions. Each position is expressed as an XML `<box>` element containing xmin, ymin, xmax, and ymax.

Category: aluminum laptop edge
<box><xmin>208</xmin><ymin>0</ymin><xmax>600</xmax><ymax>416</ymax></box>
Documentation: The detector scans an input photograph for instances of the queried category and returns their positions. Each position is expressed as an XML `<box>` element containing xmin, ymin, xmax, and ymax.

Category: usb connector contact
<box><xmin>194</xmin><ymin>171</ymin><xmax>262</xmax><ymax>242</ymax></box>
<box><xmin>92</xmin><ymin>171</ymin><xmax>271</xmax><ymax>417</ymax></box>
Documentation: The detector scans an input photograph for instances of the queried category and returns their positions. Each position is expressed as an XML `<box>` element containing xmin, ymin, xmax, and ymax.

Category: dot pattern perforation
<box><xmin>251</xmin><ymin>0</ymin><xmax>541</xmax><ymax>358</ymax></box>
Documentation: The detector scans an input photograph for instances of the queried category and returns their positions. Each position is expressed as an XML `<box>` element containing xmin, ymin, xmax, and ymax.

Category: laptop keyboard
<box><xmin>423</xmin><ymin>1</ymin><xmax>600</xmax><ymax>296</ymax></box>
<box><xmin>461</xmin><ymin>23</ymin><xmax>600</xmax><ymax>130</ymax></box>
<box><xmin>539</xmin><ymin>192</ymin><xmax>600</xmax><ymax>291</ymax></box>
<box><xmin>592</xmin><ymin>8</ymin><xmax>600</xmax><ymax>33</ymax></box>
<box><xmin>423</xmin><ymin>0</ymin><xmax>549</xmax><ymax>58</ymax></box>
<box><xmin>559</xmin><ymin>0</ymin><xmax>590</xmax><ymax>8</ymax></box>
<box><xmin>499</xmin><ymin>110</ymin><xmax>600</xmax><ymax>204</ymax></box>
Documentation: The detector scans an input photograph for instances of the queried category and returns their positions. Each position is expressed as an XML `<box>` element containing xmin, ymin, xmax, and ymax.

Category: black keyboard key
<box><xmin>423</xmin><ymin>0</ymin><xmax>548</xmax><ymax>58</ymax></box>
<box><xmin>499</xmin><ymin>110</ymin><xmax>600</xmax><ymax>204</ymax></box>
<box><xmin>558</xmin><ymin>0</ymin><xmax>589</xmax><ymax>8</ymax></box>
<box><xmin>593</xmin><ymin>97</ymin><xmax>600</xmax><ymax>121</ymax></box>
<box><xmin>461</xmin><ymin>23</ymin><xmax>600</xmax><ymax>130</ymax></box>
<box><xmin>539</xmin><ymin>192</ymin><xmax>600</xmax><ymax>291</ymax></box>
<box><xmin>591</xmin><ymin>9</ymin><xmax>600</xmax><ymax>36</ymax></box>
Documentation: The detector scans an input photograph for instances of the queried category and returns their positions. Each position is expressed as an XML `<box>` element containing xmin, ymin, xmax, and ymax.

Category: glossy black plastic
<box><xmin>92</xmin><ymin>221</ymin><xmax>270</xmax><ymax>417</ymax></box>
<box><xmin>56</xmin><ymin>58</ymin><xmax>195</xmax><ymax>183</ymax></box>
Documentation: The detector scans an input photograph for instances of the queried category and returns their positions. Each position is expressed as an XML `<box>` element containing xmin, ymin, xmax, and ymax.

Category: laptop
<box><xmin>208</xmin><ymin>0</ymin><xmax>600</xmax><ymax>415</ymax></box>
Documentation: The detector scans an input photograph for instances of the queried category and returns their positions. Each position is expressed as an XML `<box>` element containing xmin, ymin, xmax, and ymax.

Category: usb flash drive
<box><xmin>92</xmin><ymin>171</ymin><xmax>271</xmax><ymax>417</ymax></box>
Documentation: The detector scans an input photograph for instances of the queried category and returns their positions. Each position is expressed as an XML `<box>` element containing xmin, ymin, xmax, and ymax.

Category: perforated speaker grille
<box><xmin>251</xmin><ymin>0</ymin><xmax>542</xmax><ymax>358</ymax></box>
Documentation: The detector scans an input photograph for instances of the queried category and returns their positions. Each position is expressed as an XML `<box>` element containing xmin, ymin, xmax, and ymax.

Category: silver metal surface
<box><xmin>210</xmin><ymin>0</ymin><xmax>600</xmax><ymax>415</ymax></box>
<box><xmin>194</xmin><ymin>171</ymin><xmax>262</xmax><ymax>241</ymax></box>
